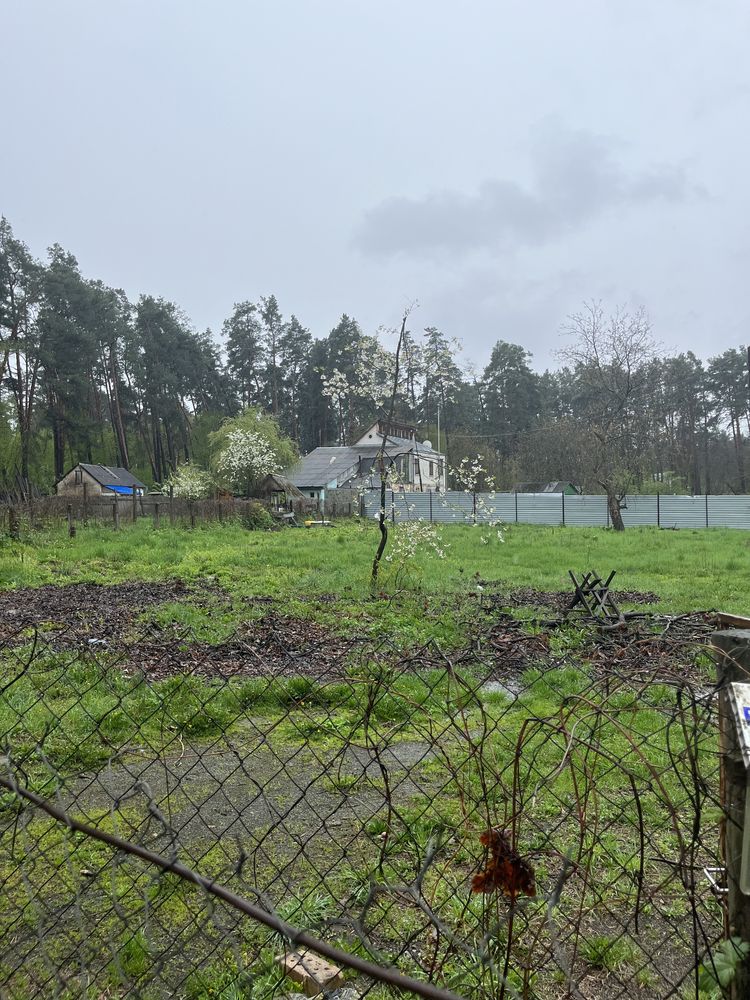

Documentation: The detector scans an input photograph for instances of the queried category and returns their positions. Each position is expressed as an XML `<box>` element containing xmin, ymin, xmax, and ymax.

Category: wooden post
<box><xmin>82</xmin><ymin>482</ymin><xmax>88</xmax><ymax>526</ymax></box>
<box><xmin>713</xmin><ymin>629</ymin><xmax>750</xmax><ymax>1000</ymax></box>
<box><xmin>154</xmin><ymin>503</ymin><xmax>160</xmax><ymax>529</ymax></box>
<box><xmin>8</xmin><ymin>506</ymin><xmax>19</xmax><ymax>541</ymax></box>
<box><xmin>169</xmin><ymin>485</ymin><xmax>175</xmax><ymax>526</ymax></box>
<box><xmin>67</xmin><ymin>504</ymin><xmax>75</xmax><ymax>538</ymax></box>
<box><xmin>113</xmin><ymin>501</ymin><xmax>120</xmax><ymax>532</ymax></box>
<box><xmin>132</xmin><ymin>486</ymin><xmax>137</xmax><ymax>523</ymax></box>
<box><xmin>189</xmin><ymin>501</ymin><xmax>195</xmax><ymax>529</ymax></box>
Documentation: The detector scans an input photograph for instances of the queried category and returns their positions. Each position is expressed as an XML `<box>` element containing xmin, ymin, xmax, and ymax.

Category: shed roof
<box><xmin>513</xmin><ymin>481</ymin><xmax>580</xmax><ymax>494</ymax></box>
<box><xmin>259</xmin><ymin>473</ymin><xmax>307</xmax><ymax>499</ymax></box>
<box><xmin>75</xmin><ymin>463</ymin><xmax>147</xmax><ymax>490</ymax></box>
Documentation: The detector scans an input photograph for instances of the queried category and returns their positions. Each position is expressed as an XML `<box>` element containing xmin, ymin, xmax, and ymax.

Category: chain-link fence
<box><xmin>0</xmin><ymin>580</ymin><xmax>730</xmax><ymax>999</ymax></box>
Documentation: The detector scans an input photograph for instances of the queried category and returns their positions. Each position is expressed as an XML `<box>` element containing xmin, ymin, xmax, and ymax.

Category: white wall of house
<box><xmin>411</xmin><ymin>453</ymin><xmax>446</xmax><ymax>492</ymax></box>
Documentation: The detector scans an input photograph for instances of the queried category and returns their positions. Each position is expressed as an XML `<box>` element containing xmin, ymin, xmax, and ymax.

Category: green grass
<box><xmin>0</xmin><ymin>650</ymin><xmax>718</xmax><ymax>998</ymax></box>
<box><xmin>0</xmin><ymin>518</ymin><xmax>747</xmax><ymax>617</ymax></box>
<box><xmin>0</xmin><ymin>516</ymin><xmax>732</xmax><ymax>998</ymax></box>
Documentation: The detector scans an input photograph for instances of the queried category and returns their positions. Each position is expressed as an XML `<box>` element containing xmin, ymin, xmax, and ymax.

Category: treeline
<box><xmin>1</xmin><ymin>216</ymin><xmax>749</xmax><ymax>496</ymax></box>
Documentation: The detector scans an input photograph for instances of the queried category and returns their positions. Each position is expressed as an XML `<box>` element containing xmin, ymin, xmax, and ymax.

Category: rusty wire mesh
<box><xmin>0</xmin><ymin>582</ymin><xmax>729</xmax><ymax>1000</ymax></box>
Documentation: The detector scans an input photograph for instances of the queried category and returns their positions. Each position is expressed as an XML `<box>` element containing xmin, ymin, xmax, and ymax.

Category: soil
<box><xmin>474</xmin><ymin>582</ymin><xmax>661</xmax><ymax>612</ymax></box>
<box><xmin>130</xmin><ymin>615</ymin><xmax>357</xmax><ymax>681</ymax></box>
<box><xmin>0</xmin><ymin>580</ymin><xmax>357</xmax><ymax>681</ymax></box>
<box><xmin>0</xmin><ymin>579</ymin><xmax>197</xmax><ymax>643</ymax></box>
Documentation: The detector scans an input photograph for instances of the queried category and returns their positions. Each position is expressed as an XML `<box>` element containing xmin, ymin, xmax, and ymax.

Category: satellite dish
<box><xmin>422</xmin><ymin>440</ymin><xmax>432</xmax><ymax>449</ymax></box>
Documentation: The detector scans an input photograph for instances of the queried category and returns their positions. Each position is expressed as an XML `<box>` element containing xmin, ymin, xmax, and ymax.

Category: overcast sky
<box><xmin>2</xmin><ymin>1</ymin><xmax>748</xmax><ymax>368</ymax></box>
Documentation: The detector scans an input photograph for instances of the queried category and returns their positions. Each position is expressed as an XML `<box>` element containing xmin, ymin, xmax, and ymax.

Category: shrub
<box><xmin>241</xmin><ymin>501</ymin><xmax>273</xmax><ymax>531</ymax></box>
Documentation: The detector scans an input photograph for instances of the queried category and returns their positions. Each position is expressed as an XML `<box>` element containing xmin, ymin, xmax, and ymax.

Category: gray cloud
<box><xmin>354</xmin><ymin>126</ymin><xmax>691</xmax><ymax>258</ymax></box>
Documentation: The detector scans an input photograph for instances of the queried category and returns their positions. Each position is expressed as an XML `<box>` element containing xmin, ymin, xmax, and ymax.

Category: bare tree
<box><xmin>559</xmin><ymin>302</ymin><xmax>658</xmax><ymax>530</ymax></box>
<box><xmin>371</xmin><ymin>307</ymin><xmax>411</xmax><ymax>584</ymax></box>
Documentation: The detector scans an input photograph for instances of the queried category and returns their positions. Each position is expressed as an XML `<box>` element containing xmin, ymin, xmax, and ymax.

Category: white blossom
<box><xmin>385</xmin><ymin>520</ymin><xmax>447</xmax><ymax>567</ymax></box>
<box><xmin>217</xmin><ymin>428</ymin><xmax>280</xmax><ymax>490</ymax></box>
<box><xmin>166</xmin><ymin>463</ymin><xmax>214</xmax><ymax>502</ymax></box>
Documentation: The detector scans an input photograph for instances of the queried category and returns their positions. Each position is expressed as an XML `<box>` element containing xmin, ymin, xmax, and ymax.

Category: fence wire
<box><xmin>0</xmin><ymin>580</ymin><xmax>729</xmax><ymax>999</ymax></box>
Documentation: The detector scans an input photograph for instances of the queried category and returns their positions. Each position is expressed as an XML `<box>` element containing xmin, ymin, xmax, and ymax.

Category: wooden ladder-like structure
<box><xmin>566</xmin><ymin>570</ymin><xmax>624</xmax><ymax>624</ymax></box>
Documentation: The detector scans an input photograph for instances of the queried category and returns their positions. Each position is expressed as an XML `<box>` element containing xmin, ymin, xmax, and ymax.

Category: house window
<box><xmin>74</xmin><ymin>469</ymin><xmax>82</xmax><ymax>485</ymax></box>
<box><xmin>309</xmin><ymin>492</ymin><xmax>315</xmax><ymax>498</ymax></box>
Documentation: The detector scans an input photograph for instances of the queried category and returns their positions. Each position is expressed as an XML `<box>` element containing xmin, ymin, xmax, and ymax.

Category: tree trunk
<box><xmin>607</xmin><ymin>491</ymin><xmax>625</xmax><ymax>531</ymax></box>
<box><xmin>733</xmin><ymin>415</ymin><xmax>747</xmax><ymax>492</ymax></box>
<box><xmin>108</xmin><ymin>344</ymin><xmax>129</xmax><ymax>469</ymax></box>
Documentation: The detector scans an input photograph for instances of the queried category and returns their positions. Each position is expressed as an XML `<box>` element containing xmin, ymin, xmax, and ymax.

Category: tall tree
<box><xmin>708</xmin><ymin>348</ymin><xmax>749</xmax><ymax>492</ymax></box>
<box><xmin>481</xmin><ymin>341</ymin><xmax>540</xmax><ymax>455</ymax></box>
<box><xmin>278</xmin><ymin>314</ymin><xmax>311</xmax><ymax>443</ymax></box>
<box><xmin>88</xmin><ymin>281</ymin><xmax>132</xmax><ymax>469</ymax></box>
<box><xmin>224</xmin><ymin>301</ymin><xmax>265</xmax><ymax>409</ymax></box>
<box><xmin>0</xmin><ymin>218</ymin><xmax>43</xmax><ymax>486</ymax></box>
<box><xmin>559</xmin><ymin>302</ymin><xmax>657</xmax><ymax>529</ymax></box>
<box><xmin>260</xmin><ymin>294</ymin><xmax>283</xmax><ymax>415</ymax></box>
<box><xmin>38</xmin><ymin>245</ymin><xmax>99</xmax><ymax>480</ymax></box>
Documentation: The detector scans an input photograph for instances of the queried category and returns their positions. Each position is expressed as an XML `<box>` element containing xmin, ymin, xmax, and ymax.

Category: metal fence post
<box><xmin>473</xmin><ymin>492</ymin><xmax>477</xmax><ymax>524</ymax></box>
<box><xmin>706</xmin><ymin>493</ymin><xmax>709</xmax><ymax>528</ymax></box>
<box><xmin>656</xmin><ymin>492</ymin><xmax>660</xmax><ymax>528</ymax></box>
<box><xmin>154</xmin><ymin>503</ymin><xmax>160</xmax><ymax>529</ymax></box>
<box><xmin>561</xmin><ymin>491</ymin><xmax>565</xmax><ymax>526</ymax></box>
<box><xmin>514</xmin><ymin>490</ymin><xmax>518</xmax><ymax>524</ymax></box>
<box><xmin>113</xmin><ymin>501</ymin><xmax>120</xmax><ymax>532</ymax></box>
<box><xmin>391</xmin><ymin>491</ymin><xmax>395</xmax><ymax>525</ymax></box>
<box><xmin>713</xmin><ymin>629</ymin><xmax>750</xmax><ymax>999</ymax></box>
<box><xmin>169</xmin><ymin>486</ymin><xmax>175</xmax><ymax>526</ymax></box>
<box><xmin>67</xmin><ymin>504</ymin><xmax>75</xmax><ymax>538</ymax></box>
<box><xmin>429</xmin><ymin>490</ymin><xmax>433</xmax><ymax>523</ymax></box>
<box><xmin>132</xmin><ymin>486</ymin><xmax>137</xmax><ymax>523</ymax></box>
<box><xmin>82</xmin><ymin>482</ymin><xmax>88</xmax><ymax>526</ymax></box>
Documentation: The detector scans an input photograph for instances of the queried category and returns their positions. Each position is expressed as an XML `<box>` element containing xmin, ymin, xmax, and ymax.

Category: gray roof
<box><xmin>375</xmin><ymin>435</ymin><xmax>444</xmax><ymax>458</ymax></box>
<box><xmin>288</xmin><ymin>441</ymin><xmax>444</xmax><ymax>489</ymax></box>
<box><xmin>287</xmin><ymin>448</ymin><xmax>361</xmax><ymax>488</ymax></box>
<box><xmin>78</xmin><ymin>463</ymin><xmax>147</xmax><ymax>489</ymax></box>
<box><xmin>514</xmin><ymin>481</ymin><xmax>579</xmax><ymax>494</ymax></box>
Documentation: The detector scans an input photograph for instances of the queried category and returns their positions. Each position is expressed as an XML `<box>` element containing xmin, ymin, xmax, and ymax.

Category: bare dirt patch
<box><xmin>130</xmin><ymin>613</ymin><xmax>357</xmax><ymax>681</ymax></box>
<box><xmin>0</xmin><ymin>580</ymin><xmax>198</xmax><ymax>642</ymax></box>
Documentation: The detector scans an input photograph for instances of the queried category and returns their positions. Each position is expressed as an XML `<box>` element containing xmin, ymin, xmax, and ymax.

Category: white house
<box><xmin>287</xmin><ymin>420</ymin><xmax>447</xmax><ymax>502</ymax></box>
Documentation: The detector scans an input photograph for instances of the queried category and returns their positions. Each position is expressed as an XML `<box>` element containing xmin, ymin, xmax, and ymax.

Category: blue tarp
<box><xmin>106</xmin><ymin>484</ymin><xmax>143</xmax><ymax>495</ymax></box>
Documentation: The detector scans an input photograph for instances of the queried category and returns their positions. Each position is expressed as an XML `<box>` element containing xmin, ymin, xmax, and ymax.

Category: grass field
<box><xmin>0</xmin><ymin>518</ymin><xmax>735</xmax><ymax>999</ymax></box>
<box><xmin>0</xmin><ymin>518</ymin><xmax>747</xmax><ymax>620</ymax></box>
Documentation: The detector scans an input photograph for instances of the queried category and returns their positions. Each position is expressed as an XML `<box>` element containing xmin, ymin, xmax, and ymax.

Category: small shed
<box><xmin>256</xmin><ymin>474</ymin><xmax>309</xmax><ymax>512</ymax></box>
<box><xmin>513</xmin><ymin>481</ymin><xmax>581</xmax><ymax>495</ymax></box>
<box><xmin>56</xmin><ymin>463</ymin><xmax>147</xmax><ymax>498</ymax></box>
